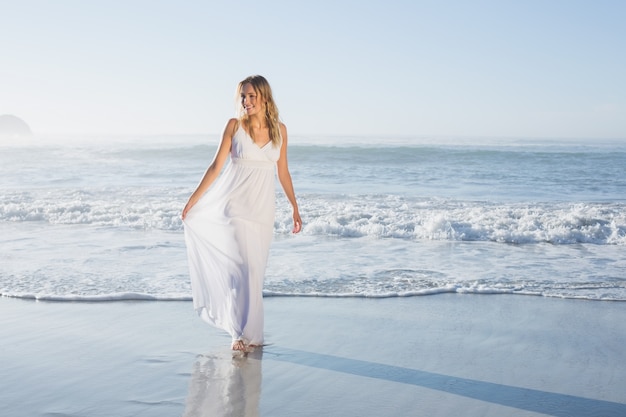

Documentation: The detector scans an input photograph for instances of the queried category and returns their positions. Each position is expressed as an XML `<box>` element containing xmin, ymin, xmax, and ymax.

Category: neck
<box><xmin>247</xmin><ymin>114</ymin><xmax>266</xmax><ymax>129</ymax></box>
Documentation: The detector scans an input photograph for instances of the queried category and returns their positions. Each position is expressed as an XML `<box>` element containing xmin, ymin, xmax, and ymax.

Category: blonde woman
<box><xmin>182</xmin><ymin>75</ymin><xmax>302</xmax><ymax>351</ymax></box>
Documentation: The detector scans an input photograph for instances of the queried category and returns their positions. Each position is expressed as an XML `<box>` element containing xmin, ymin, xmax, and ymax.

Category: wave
<box><xmin>0</xmin><ymin>292</ymin><xmax>192</xmax><ymax>302</ymax></box>
<box><xmin>2</xmin><ymin>190</ymin><xmax>625</xmax><ymax>245</ymax></box>
<box><xmin>3</xmin><ymin>285</ymin><xmax>624</xmax><ymax>302</ymax></box>
<box><xmin>284</xmin><ymin>195</ymin><xmax>626</xmax><ymax>245</ymax></box>
<box><xmin>0</xmin><ymin>188</ymin><xmax>187</xmax><ymax>230</ymax></box>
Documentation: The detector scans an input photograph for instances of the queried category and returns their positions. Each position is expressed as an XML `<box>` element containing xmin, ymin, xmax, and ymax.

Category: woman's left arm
<box><xmin>276</xmin><ymin>123</ymin><xmax>302</xmax><ymax>233</ymax></box>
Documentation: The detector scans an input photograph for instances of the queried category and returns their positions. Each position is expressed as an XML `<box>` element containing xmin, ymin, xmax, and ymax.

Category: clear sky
<box><xmin>1</xmin><ymin>0</ymin><xmax>625</xmax><ymax>139</ymax></box>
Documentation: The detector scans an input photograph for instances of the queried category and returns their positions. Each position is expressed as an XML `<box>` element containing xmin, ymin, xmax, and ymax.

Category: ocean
<box><xmin>1</xmin><ymin>134</ymin><xmax>625</xmax><ymax>302</ymax></box>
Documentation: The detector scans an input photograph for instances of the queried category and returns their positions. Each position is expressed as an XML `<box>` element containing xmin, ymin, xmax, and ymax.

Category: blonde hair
<box><xmin>237</xmin><ymin>75</ymin><xmax>282</xmax><ymax>147</ymax></box>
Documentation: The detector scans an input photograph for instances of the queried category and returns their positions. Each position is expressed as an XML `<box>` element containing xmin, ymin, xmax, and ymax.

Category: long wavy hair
<box><xmin>237</xmin><ymin>75</ymin><xmax>282</xmax><ymax>147</ymax></box>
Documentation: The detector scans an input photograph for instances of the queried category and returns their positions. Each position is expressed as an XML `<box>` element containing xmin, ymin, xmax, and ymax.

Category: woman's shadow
<box><xmin>182</xmin><ymin>348</ymin><xmax>263</xmax><ymax>417</ymax></box>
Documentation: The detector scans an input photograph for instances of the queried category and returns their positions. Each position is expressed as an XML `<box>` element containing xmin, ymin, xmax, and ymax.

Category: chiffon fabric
<box><xmin>183</xmin><ymin>125</ymin><xmax>280</xmax><ymax>346</ymax></box>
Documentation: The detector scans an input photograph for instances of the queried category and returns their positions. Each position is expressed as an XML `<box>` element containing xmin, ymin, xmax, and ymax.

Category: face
<box><xmin>240</xmin><ymin>83</ymin><xmax>265</xmax><ymax>117</ymax></box>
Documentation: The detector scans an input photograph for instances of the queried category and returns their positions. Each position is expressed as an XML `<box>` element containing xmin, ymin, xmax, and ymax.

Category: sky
<box><xmin>1</xmin><ymin>0</ymin><xmax>625</xmax><ymax>139</ymax></box>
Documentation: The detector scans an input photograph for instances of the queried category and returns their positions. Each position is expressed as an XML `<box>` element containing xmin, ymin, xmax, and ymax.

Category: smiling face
<box><xmin>240</xmin><ymin>83</ymin><xmax>265</xmax><ymax>117</ymax></box>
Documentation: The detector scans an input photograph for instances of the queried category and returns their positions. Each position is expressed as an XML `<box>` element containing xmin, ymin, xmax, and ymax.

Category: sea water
<box><xmin>1</xmin><ymin>134</ymin><xmax>625</xmax><ymax>301</ymax></box>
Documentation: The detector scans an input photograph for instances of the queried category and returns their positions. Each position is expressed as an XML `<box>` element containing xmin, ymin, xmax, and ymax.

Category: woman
<box><xmin>182</xmin><ymin>75</ymin><xmax>302</xmax><ymax>352</ymax></box>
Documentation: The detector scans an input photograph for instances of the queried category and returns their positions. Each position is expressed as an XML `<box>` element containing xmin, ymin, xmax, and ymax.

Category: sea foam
<box><xmin>2</xmin><ymin>191</ymin><xmax>624</xmax><ymax>245</ymax></box>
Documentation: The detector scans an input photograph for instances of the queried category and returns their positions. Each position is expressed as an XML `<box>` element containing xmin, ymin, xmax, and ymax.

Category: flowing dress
<box><xmin>183</xmin><ymin>125</ymin><xmax>280</xmax><ymax>345</ymax></box>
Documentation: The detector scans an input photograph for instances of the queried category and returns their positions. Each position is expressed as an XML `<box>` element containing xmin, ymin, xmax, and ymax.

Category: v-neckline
<box><xmin>241</xmin><ymin>126</ymin><xmax>271</xmax><ymax>149</ymax></box>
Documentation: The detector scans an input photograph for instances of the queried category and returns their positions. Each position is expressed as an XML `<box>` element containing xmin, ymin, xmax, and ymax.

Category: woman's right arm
<box><xmin>181</xmin><ymin>118</ymin><xmax>238</xmax><ymax>220</ymax></box>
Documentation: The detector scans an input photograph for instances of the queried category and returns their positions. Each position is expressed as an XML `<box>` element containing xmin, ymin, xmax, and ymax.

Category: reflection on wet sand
<box><xmin>183</xmin><ymin>349</ymin><xmax>263</xmax><ymax>417</ymax></box>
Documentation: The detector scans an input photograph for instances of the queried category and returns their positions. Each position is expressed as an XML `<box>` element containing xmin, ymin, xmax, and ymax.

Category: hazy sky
<box><xmin>2</xmin><ymin>0</ymin><xmax>625</xmax><ymax>138</ymax></box>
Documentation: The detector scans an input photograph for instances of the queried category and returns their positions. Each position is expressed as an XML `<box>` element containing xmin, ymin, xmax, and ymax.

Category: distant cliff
<box><xmin>0</xmin><ymin>114</ymin><xmax>33</xmax><ymax>138</ymax></box>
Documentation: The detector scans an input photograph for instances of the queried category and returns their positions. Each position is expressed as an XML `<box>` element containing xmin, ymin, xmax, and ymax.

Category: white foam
<box><xmin>0</xmin><ymin>292</ymin><xmax>192</xmax><ymax>302</ymax></box>
<box><xmin>276</xmin><ymin>196</ymin><xmax>626</xmax><ymax>245</ymax></box>
<box><xmin>3</xmin><ymin>191</ymin><xmax>625</xmax><ymax>245</ymax></box>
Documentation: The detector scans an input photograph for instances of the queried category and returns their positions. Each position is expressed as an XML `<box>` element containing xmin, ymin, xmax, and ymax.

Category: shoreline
<box><xmin>4</xmin><ymin>289</ymin><xmax>626</xmax><ymax>303</ymax></box>
<box><xmin>1</xmin><ymin>294</ymin><xmax>625</xmax><ymax>416</ymax></box>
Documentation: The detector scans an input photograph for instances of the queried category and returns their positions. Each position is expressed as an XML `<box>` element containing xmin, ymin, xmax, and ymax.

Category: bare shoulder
<box><xmin>226</xmin><ymin>118</ymin><xmax>240</xmax><ymax>135</ymax></box>
<box><xmin>279</xmin><ymin>122</ymin><xmax>288</xmax><ymax>139</ymax></box>
<box><xmin>216</xmin><ymin>119</ymin><xmax>239</xmax><ymax>152</ymax></box>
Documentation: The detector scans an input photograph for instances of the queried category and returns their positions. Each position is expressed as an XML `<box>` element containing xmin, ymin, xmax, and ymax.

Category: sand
<box><xmin>1</xmin><ymin>294</ymin><xmax>625</xmax><ymax>417</ymax></box>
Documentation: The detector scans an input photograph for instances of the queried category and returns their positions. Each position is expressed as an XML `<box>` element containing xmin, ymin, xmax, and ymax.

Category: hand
<box><xmin>181</xmin><ymin>200</ymin><xmax>195</xmax><ymax>221</ymax></box>
<box><xmin>292</xmin><ymin>210</ymin><xmax>302</xmax><ymax>234</ymax></box>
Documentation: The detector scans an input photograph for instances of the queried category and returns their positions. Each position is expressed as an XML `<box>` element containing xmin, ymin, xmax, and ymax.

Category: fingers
<box><xmin>181</xmin><ymin>204</ymin><xmax>191</xmax><ymax>221</ymax></box>
<box><xmin>292</xmin><ymin>217</ymin><xmax>302</xmax><ymax>234</ymax></box>
<box><xmin>182</xmin><ymin>198</ymin><xmax>198</xmax><ymax>221</ymax></box>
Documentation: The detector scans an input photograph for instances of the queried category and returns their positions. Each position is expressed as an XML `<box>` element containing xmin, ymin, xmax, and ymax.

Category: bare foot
<box><xmin>232</xmin><ymin>340</ymin><xmax>247</xmax><ymax>351</ymax></box>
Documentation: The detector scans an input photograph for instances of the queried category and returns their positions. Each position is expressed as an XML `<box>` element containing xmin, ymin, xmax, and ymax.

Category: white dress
<box><xmin>183</xmin><ymin>125</ymin><xmax>280</xmax><ymax>345</ymax></box>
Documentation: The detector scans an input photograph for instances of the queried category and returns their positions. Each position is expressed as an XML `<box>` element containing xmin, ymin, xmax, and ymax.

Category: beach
<box><xmin>4</xmin><ymin>1</ymin><xmax>626</xmax><ymax>414</ymax></box>
<box><xmin>2</xmin><ymin>294</ymin><xmax>625</xmax><ymax>417</ymax></box>
<box><xmin>1</xmin><ymin>136</ymin><xmax>625</xmax><ymax>416</ymax></box>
